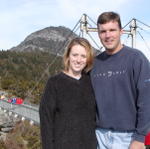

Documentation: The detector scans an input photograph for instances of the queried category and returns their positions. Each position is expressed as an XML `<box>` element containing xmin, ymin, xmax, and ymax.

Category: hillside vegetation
<box><xmin>0</xmin><ymin>121</ymin><xmax>41</xmax><ymax>149</ymax></box>
<box><xmin>0</xmin><ymin>50</ymin><xmax>62</xmax><ymax>104</ymax></box>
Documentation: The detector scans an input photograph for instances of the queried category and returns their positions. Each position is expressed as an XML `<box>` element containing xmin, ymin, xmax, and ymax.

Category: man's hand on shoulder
<box><xmin>129</xmin><ymin>140</ymin><xmax>145</xmax><ymax>149</ymax></box>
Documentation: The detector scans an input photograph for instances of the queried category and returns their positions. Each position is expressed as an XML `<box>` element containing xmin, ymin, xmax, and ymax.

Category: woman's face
<box><xmin>68</xmin><ymin>44</ymin><xmax>87</xmax><ymax>75</ymax></box>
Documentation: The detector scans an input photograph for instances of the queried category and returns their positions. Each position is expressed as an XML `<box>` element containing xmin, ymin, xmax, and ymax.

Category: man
<box><xmin>91</xmin><ymin>11</ymin><xmax>150</xmax><ymax>149</ymax></box>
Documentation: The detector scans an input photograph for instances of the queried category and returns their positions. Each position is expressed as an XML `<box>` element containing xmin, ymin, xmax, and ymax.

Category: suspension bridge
<box><xmin>0</xmin><ymin>14</ymin><xmax>150</xmax><ymax>126</ymax></box>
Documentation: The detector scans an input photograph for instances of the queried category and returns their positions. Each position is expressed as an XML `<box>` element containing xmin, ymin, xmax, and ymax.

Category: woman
<box><xmin>39</xmin><ymin>37</ymin><xmax>97</xmax><ymax>149</ymax></box>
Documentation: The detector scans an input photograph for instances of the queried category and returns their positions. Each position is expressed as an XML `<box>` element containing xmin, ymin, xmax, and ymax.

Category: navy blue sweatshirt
<box><xmin>91</xmin><ymin>45</ymin><xmax>150</xmax><ymax>142</ymax></box>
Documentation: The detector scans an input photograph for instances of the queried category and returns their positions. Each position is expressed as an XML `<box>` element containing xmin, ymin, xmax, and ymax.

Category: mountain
<box><xmin>10</xmin><ymin>26</ymin><xmax>77</xmax><ymax>55</ymax></box>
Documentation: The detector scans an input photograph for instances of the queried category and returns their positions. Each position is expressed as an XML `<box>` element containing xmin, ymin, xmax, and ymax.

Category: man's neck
<box><xmin>106</xmin><ymin>44</ymin><xmax>123</xmax><ymax>55</ymax></box>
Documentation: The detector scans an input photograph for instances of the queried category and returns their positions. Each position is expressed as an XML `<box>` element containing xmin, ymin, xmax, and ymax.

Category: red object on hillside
<box><xmin>8</xmin><ymin>98</ymin><xmax>23</xmax><ymax>104</ymax></box>
<box><xmin>16</xmin><ymin>98</ymin><xmax>24</xmax><ymax>104</ymax></box>
<box><xmin>145</xmin><ymin>132</ymin><xmax>150</xmax><ymax>145</ymax></box>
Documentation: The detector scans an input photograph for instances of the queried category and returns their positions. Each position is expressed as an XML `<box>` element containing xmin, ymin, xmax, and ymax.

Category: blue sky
<box><xmin>0</xmin><ymin>0</ymin><xmax>150</xmax><ymax>59</ymax></box>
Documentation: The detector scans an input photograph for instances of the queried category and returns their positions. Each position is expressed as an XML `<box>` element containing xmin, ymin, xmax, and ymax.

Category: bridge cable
<box><xmin>122</xmin><ymin>19</ymin><xmax>133</xmax><ymax>29</ymax></box>
<box><xmin>137</xmin><ymin>25</ymin><xmax>150</xmax><ymax>35</ymax></box>
<box><xmin>87</xmin><ymin>15</ymin><xmax>97</xmax><ymax>26</ymax></box>
<box><xmin>136</xmin><ymin>19</ymin><xmax>150</xmax><ymax>28</ymax></box>
<box><xmin>137</xmin><ymin>31</ymin><xmax>150</xmax><ymax>53</ymax></box>
<box><xmin>122</xmin><ymin>34</ymin><xmax>131</xmax><ymax>45</ymax></box>
<box><xmin>86</xmin><ymin>32</ymin><xmax>103</xmax><ymax>52</ymax></box>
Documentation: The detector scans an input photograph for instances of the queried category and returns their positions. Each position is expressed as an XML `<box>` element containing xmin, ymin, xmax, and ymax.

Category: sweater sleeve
<box><xmin>39</xmin><ymin>78</ymin><xmax>56</xmax><ymax>149</ymax></box>
<box><xmin>132</xmin><ymin>53</ymin><xmax>150</xmax><ymax>142</ymax></box>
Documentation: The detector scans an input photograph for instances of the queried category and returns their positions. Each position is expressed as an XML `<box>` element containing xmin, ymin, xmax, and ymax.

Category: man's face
<box><xmin>98</xmin><ymin>21</ymin><xmax>123</xmax><ymax>54</ymax></box>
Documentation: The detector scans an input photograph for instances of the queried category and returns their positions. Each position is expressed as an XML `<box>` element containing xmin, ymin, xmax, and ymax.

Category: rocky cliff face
<box><xmin>10</xmin><ymin>26</ymin><xmax>77</xmax><ymax>55</ymax></box>
<box><xmin>9</xmin><ymin>25</ymin><xmax>100</xmax><ymax>55</ymax></box>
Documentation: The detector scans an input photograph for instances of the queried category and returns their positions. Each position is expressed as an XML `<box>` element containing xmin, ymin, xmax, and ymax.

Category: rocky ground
<box><xmin>0</xmin><ymin>109</ymin><xmax>19</xmax><ymax>141</ymax></box>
